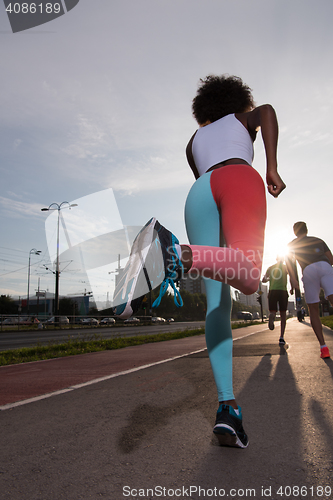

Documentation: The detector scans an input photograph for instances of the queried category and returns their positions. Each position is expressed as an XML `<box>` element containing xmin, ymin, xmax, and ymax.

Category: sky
<box><xmin>1</xmin><ymin>0</ymin><xmax>333</xmax><ymax>306</ymax></box>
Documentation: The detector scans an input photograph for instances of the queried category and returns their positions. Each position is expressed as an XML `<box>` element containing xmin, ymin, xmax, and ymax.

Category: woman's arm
<box><xmin>237</xmin><ymin>104</ymin><xmax>286</xmax><ymax>198</ymax></box>
<box><xmin>186</xmin><ymin>132</ymin><xmax>200</xmax><ymax>180</ymax></box>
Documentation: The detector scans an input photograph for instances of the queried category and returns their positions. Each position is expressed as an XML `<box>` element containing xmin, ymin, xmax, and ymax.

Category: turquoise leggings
<box><xmin>184</xmin><ymin>172</ymin><xmax>234</xmax><ymax>401</ymax></box>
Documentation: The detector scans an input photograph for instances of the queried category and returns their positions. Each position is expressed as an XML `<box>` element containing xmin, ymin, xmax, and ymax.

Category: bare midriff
<box><xmin>207</xmin><ymin>158</ymin><xmax>250</xmax><ymax>173</ymax></box>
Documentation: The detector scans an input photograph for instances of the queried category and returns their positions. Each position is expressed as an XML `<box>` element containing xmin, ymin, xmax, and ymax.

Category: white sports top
<box><xmin>191</xmin><ymin>114</ymin><xmax>254</xmax><ymax>177</ymax></box>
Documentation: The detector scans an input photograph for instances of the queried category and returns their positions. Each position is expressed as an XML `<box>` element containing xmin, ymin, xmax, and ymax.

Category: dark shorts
<box><xmin>268</xmin><ymin>290</ymin><xmax>289</xmax><ymax>312</ymax></box>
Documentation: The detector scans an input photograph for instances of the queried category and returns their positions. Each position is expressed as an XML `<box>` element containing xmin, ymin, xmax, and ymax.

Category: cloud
<box><xmin>0</xmin><ymin>196</ymin><xmax>45</xmax><ymax>219</ymax></box>
<box><xmin>62</xmin><ymin>114</ymin><xmax>108</xmax><ymax>159</ymax></box>
<box><xmin>102</xmin><ymin>153</ymin><xmax>193</xmax><ymax>194</ymax></box>
<box><xmin>1</xmin><ymin>0</ymin><xmax>333</xmax><ymax>300</ymax></box>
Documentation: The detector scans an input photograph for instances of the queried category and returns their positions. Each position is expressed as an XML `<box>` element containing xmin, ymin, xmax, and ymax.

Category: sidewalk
<box><xmin>1</xmin><ymin>318</ymin><xmax>333</xmax><ymax>500</ymax></box>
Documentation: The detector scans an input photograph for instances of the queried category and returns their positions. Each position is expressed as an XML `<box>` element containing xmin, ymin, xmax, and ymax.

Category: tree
<box><xmin>59</xmin><ymin>297</ymin><xmax>78</xmax><ymax>316</ymax></box>
<box><xmin>89</xmin><ymin>306</ymin><xmax>99</xmax><ymax>316</ymax></box>
<box><xmin>0</xmin><ymin>295</ymin><xmax>18</xmax><ymax>315</ymax></box>
<box><xmin>135</xmin><ymin>288</ymin><xmax>207</xmax><ymax>321</ymax></box>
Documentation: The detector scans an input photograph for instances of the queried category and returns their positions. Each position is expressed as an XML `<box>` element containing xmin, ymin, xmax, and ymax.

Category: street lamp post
<box><xmin>41</xmin><ymin>202</ymin><xmax>78</xmax><ymax>323</ymax></box>
<box><xmin>27</xmin><ymin>248</ymin><xmax>41</xmax><ymax>316</ymax></box>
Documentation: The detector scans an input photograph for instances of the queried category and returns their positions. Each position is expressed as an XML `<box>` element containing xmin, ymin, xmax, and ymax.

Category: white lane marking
<box><xmin>0</xmin><ymin>348</ymin><xmax>206</xmax><ymax>411</ymax></box>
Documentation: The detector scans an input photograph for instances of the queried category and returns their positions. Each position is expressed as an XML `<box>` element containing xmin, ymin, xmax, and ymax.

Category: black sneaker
<box><xmin>279</xmin><ymin>337</ymin><xmax>286</xmax><ymax>346</ymax></box>
<box><xmin>151</xmin><ymin>220</ymin><xmax>184</xmax><ymax>309</ymax></box>
<box><xmin>268</xmin><ymin>315</ymin><xmax>275</xmax><ymax>330</ymax></box>
<box><xmin>113</xmin><ymin>218</ymin><xmax>183</xmax><ymax>318</ymax></box>
<box><xmin>213</xmin><ymin>404</ymin><xmax>249</xmax><ymax>448</ymax></box>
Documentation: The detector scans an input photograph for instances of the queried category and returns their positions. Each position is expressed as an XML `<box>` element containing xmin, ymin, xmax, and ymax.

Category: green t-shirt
<box><xmin>266</xmin><ymin>262</ymin><xmax>288</xmax><ymax>291</ymax></box>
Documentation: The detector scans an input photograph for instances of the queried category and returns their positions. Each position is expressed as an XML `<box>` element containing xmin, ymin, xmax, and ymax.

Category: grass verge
<box><xmin>0</xmin><ymin>329</ymin><xmax>205</xmax><ymax>367</ymax></box>
<box><xmin>0</xmin><ymin>320</ymin><xmax>263</xmax><ymax>367</ymax></box>
<box><xmin>321</xmin><ymin>315</ymin><xmax>333</xmax><ymax>330</ymax></box>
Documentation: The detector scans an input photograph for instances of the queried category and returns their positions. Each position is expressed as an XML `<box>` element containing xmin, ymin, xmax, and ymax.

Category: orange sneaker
<box><xmin>320</xmin><ymin>346</ymin><xmax>330</xmax><ymax>359</ymax></box>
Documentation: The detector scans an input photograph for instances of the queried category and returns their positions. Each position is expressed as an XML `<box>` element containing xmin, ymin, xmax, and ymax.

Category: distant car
<box><xmin>80</xmin><ymin>318</ymin><xmax>99</xmax><ymax>325</ymax></box>
<box><xmin>18</xmin><ymin>317</ymin><xmax>31</xmax><ymax>325</ymax></box>
<box><xmin>89</xmin><ymin>318</ymin><xmax>99</xmax><ymax>325</ymax></box>
<box><xmin>44</xmin><ymin>316</ymin><xmax>70</xmax><ymax>325</ymax></box>
<box><xmin>2</xmin><ymin>317</ymin><xmax>19</xmax><ymax>325</ymax></box>
<box><xmin>124</xmin><ymin>317</ymin><xmax>140</xmax><ymax>324</ymax></box>
<box><xmin>167</xmin><ymin>318</ymin><xmax>174</xmax><ymax>323</ymax></box>
<box><xmin>237</xmin><ymin>311</ymin><xmax>253</xmax><ymax>321</ymax></box>
<box><xmin>100</xmin><ymin>317</ymin><xmax>116</xmax><ymax>325</ymax></box>
<box><xmin>19</xmin><ymin>317</ymin><xmax>39</xmax><ymax>325</ymax></box>
<box><xmin>151</xmin><ymin>317</ymin><xmax>166</xmax><ymax>323</ymax></box>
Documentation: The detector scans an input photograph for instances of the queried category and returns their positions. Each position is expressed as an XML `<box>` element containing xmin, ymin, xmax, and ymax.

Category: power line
<box><xmin>0</xmin><ymin>246</ymin><xmax>27</xmax><ymax>254</ymax></box>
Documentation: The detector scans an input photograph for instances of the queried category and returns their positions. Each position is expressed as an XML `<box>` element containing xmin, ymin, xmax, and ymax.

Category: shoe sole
<box><xmin>113</xmin><ymin>218</ymin><xmax>158</xmax><ymax>318</ymax></box>
<box><xmin>213</xmin><ymin>424</ymin><xmax>248</xmax><ymax>449</ymax></box>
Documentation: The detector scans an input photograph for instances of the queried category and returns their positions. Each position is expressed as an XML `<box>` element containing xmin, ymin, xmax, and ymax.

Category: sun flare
<box><xmin>264</xmin><ymin>228</ymin><xmax>294</xmax><ymax>266</ymax></box>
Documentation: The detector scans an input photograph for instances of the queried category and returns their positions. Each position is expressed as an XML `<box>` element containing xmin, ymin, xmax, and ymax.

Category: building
<box><xmin>179</xmin><ymin>275</ymin><xmax>206</xmax><ymax>295</ymax></box>
<box><xmin>17</xmin><ymin>293</ymin><xmax>90</xmax><ymax>318</ymax></box>
<box><xmin>234</xmin><ymin>282</ymin><xmax>269</xmax><ymax>311</ymax></box>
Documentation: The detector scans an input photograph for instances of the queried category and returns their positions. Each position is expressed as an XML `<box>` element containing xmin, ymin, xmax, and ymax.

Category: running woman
<box><xmin>114</xmin><ymin>75</ymin><xmax>286</xmax><ymax>448</ymax></box>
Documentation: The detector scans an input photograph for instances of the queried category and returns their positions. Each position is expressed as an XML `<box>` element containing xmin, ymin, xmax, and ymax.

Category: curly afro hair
<box><xmin>192</xmin><ymin>74</ymin><xmax>255</xmax><ymax>125</ymax></box>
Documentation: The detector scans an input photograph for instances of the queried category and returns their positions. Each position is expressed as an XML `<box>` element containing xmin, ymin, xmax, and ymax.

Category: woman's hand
<box><xmin>244</xmin><ymin>105</ymin><xmax>285</xmax><ymax>198</ymax></box>
<box><xmin>266</xmin><ymin>170</ymin><xmax>286</xmax><ymax>198</ymax></box>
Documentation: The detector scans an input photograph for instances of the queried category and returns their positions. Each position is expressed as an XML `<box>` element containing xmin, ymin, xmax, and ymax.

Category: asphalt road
<box><xmin>1</xmin><ymin>318</ymin><xmax>333</xmax><ymax>500</ymax></box>
<box><xmin>0</xmin><ymin>321</ymin><xmax>205</xmax><ymax>351</ymax></box>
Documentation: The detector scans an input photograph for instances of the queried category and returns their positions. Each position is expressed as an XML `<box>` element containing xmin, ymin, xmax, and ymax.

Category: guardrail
<box><xmin>0</xmin><ymin>314</ymin><xmax>169</xmax><ymax>331</ymax></box>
